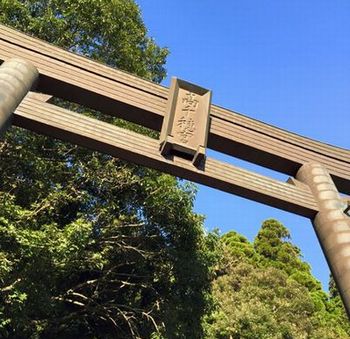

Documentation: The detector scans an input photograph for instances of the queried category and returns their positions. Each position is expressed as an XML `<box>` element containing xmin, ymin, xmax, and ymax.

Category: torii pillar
<box><xmin>0</xmin><ymin>58</ymin><xmax>38</xmax><ymax>136</ymax></box>
<box><xmin>297</xmin><ymin>162</ymin><xmax>350</xmax><ymax>317</ymax></box>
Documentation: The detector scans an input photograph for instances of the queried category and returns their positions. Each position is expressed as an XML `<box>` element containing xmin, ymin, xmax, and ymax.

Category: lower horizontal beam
<box><xmin>13</xmin><ymin>94</ymin><xmax>318</xmax><ymax>218</ymax></box>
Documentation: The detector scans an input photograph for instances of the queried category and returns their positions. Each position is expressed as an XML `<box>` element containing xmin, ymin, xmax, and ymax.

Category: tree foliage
<box><xmin>0</xmin><ymin>0</ymin><xmax>168</xmax><ymax>82</ymax></box>
<box><xmin>0</xmin><ymin>1</ymin><xmax>214</xmax><ymax>338</ymax></box>
<box><xmin>204</xmin><ymin>219</ymin><xmax>350</xmax><ymax>338</ymax></box>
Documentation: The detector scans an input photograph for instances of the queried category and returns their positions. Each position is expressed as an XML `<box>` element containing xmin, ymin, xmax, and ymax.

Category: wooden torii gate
<box><xmin>0</xmin><ymin>24</ymin><xmax>350</xmax><ymax>318</ymax></box>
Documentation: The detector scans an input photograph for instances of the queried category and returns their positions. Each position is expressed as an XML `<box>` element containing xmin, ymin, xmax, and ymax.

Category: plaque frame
<box><xmin>159</xmin><ymin>77</ymin><xmax>212</xmax><ymax>166</ymax></box>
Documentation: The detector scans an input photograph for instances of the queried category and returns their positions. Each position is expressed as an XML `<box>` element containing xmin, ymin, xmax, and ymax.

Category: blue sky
<box><xmin>136</xmin><ymin>0</ymin><xmax>350</xmax><ymax>289</ymax></box>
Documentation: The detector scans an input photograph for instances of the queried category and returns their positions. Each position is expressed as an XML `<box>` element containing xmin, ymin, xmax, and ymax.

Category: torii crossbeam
<box><xmin>0</xmin><ymin>24</ymin><xmax>349</xmax><ymax>318</ymax></box>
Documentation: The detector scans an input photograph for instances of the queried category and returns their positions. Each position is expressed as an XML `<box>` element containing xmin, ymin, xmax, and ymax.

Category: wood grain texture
<box><xmin>0</xmin><ymin>24</ymin><xmax>349</xmax><ymax>193</ymax></box>
<box><xmin>14</xmin><ymin>95</ymin><xmax>318</xmax><ymax>218</ymax></box>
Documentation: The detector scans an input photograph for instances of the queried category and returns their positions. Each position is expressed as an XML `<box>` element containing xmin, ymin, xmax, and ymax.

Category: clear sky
<box><xmin>135</xmin><ymin>0</ymin><xmax>350</xmax><ymax>290</ymax></box>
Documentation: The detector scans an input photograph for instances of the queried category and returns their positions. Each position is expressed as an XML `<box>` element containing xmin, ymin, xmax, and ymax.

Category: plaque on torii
<box><xmin>159</xmin><ymin>77</ymin><xmax>211</xmax><ymax>166</ymax></box>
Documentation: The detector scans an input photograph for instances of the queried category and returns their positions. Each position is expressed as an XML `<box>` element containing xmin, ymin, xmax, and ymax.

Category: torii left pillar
<box><xmin>0</xmin><ymin>58</ymin><xmax>38</xmax><ymax>136</ymax></box>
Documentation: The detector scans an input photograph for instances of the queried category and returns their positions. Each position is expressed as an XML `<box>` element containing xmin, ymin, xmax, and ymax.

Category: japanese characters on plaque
<box><xmin>177</xmin><ymin>92</ymin><xmax>198</xmax><ymax>143</ymax></box>
<box><xmin>160</xmin><ymin>77</ymin><xmax>212</xmax><ymax>166</ymax></box>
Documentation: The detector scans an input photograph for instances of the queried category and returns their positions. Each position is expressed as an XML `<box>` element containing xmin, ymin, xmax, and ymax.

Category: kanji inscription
<box><xmin>182</xmin><ymin>92</ymin><xmax>199</xmax><ymax>112</ymax></box>
<box><xmin>177</xmin><ymin>114</ymin><xmax>195</xmax><ymax>143</ymax></box>
<box><xmin>175</xmin><ymin>91</ymin><xmax>200</xmax><ymax>143</ymax></box>
<box><xmin>160</xmin><ymin>78</ymin><xmax>212</xmax><ymax>166</ymax></box>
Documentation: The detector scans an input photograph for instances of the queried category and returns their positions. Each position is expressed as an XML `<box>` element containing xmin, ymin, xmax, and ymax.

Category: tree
<box><xmin>204</xmin><ymin>220</ymin><xmax>350</xmax><ymax>338</ymax></box>
<box><xmin>0</xmin><ymin>0</ymin><xmax>168</xmax><ymax>82</ymax></box>
<box><xmin>254</xmin><ymin>219</ymin><xmax>321</xmax><ymax>291</ymax></box>
<box><xmin>0</xmin><ymin>1</ymin><xmax>214</xmax><ymax>338</ymax></box>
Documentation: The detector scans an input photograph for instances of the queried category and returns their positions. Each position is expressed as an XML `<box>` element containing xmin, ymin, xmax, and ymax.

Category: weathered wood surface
<box><xmin>0</xmin><ymin>24</ymin><xmax>349</xmax><ymax>194</ymax></box>
<box><xmin>0</xmin><ymin>58</ymin><xmax>38</xmax><ymax>135</ymax></box>
<box><xmin>14</xmin><ymin>94</ymin><xmax>318</xmax><ymax>218</ymax></box>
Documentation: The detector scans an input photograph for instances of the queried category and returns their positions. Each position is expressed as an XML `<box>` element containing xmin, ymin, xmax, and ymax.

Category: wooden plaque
<box><xmin>160</xmin><ymin>77</ymin><xmax>212</xmax><ymax>166</ymax></box>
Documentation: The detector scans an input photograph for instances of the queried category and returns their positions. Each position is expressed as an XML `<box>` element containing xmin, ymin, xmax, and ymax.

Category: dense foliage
<box><xmin>204</xmin><ymin>220</ymin><xmax>350</xmax><ymax>338</ymax></box>
<box><xmin>0</xmin><ymin>0</ymin><xmax>168</xmax><ymax>82</ymax></box>
<box><xmin>0</xmin><ymin>1</ymin><xmax>214</xmax><ymax>338</ymax></box>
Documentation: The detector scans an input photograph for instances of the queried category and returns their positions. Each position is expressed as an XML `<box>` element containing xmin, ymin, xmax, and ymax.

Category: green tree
<box><xmin>0</xmin><ymin>1</ymin><xmax>214</xmax><ymax>338</ymax></box>
<box><xmin>0</xmin><ymin>0</ymin><xmax>168</xmax><ymax>82</ymax></box>
<box><xmin>254</xmin><ymin>219</ymin><xmax>321</xmax><ymax>291</ymax></box>
<box><xmin>221</xmin><ymin>231</ymin><xmax>257</xmax><ymax>262</ymax></box>
<box><xmin>204</xmin><ymin>220</ymin><xmax>350</xmax><ymax>338</ymax></box>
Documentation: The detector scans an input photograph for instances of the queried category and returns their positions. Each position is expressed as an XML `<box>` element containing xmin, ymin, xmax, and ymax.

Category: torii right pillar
<box><xmin>297</xmin><ymin>162</ymin><xmax>350</xmax><ymax>317</ymax></box>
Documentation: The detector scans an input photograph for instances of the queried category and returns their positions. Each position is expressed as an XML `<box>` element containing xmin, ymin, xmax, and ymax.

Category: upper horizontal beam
<box><xmin>0</xmin><ymin>24</ymin><xmax>349</xmax><ymax>193</ymax></box>
<box><xmin>14</xmin><ymin>94</ymin><xmax>318</xmax><ymax>218</ymax></box>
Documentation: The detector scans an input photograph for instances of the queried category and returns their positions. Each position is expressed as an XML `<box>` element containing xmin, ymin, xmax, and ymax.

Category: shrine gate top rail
<box><xmin>0</xmin><ymin>24</ymin><xmax>349</xmax><ymax>218</ymax></box>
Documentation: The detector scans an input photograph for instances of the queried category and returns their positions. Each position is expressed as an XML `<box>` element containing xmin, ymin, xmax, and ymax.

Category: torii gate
<box><xmin>0</xmin><ymin>24</ymin><xmax>350</xmax><ymax>318</ymax></box>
